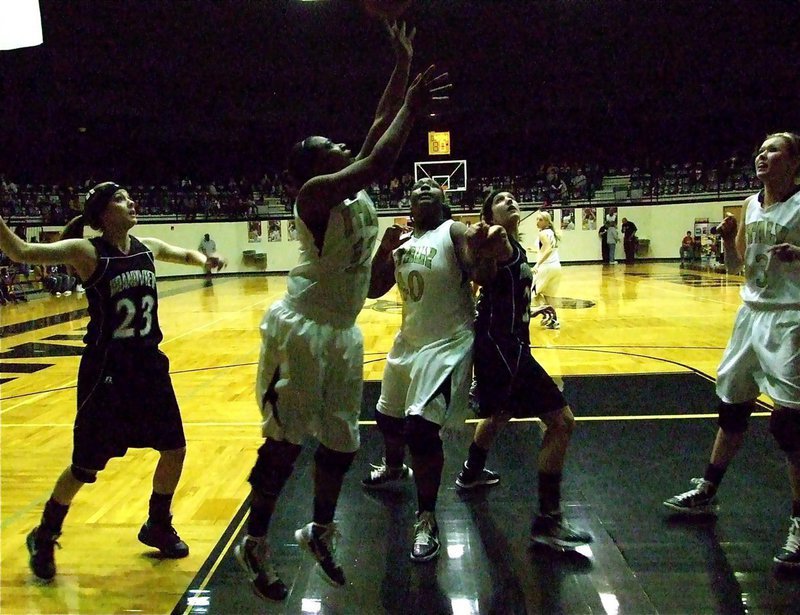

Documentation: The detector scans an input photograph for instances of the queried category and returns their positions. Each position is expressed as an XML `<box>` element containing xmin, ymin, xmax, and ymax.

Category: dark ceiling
<box><xmin>2</xmin><ymin>0</ymin><xmax>798</xmax><ymax>182</ymax></box>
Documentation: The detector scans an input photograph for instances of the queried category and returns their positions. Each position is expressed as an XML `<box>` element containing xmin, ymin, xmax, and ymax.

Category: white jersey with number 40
<box><xmin>393</xmin><ymin>219</ymin><xmax>474</xmax><ymax>347</ymax></box>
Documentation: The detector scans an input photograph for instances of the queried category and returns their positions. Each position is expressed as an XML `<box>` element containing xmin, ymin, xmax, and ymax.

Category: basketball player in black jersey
<box><xmin>457</xmin><ymin>189</ymin><xmax>592</xmax><ymax>551</ymax></box>
<box><xmin>0</xmin><ymin>182</ymin><xmax>226</xmax><ymax>581</ymax></box>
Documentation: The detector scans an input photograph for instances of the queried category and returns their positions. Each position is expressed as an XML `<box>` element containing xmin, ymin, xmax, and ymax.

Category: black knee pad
<box><xmin>249</xmin><ymin>439</ymin><xmax>302</xmax><ymax>497</ymax></box>
<box><xmin>717</xmin><ymin>400</ymin><xmax>754</xmax><ymax>434</ymax></box>
<box><xmin>314</xmin><ymin>444</ymin><xmax>356</xmax><ymax>475</ymax></box>
<box><xmin>770</xmin><ymin>406</ymin><xmax>800</xmax><ymax>453</ymax></box>
<box><xmin>376</xmin><ymin>411</ymin><xmax>406</xmax><ymax>439</ymax></box>
<box><xmin>406</xmin><ymin>415</ymin><xmax>442</xmax><ymax>457</ymax></box>
<box><xmin>70</xmin><ymin>464</ymin><xmax>97</xmax><ymax>484</ymax></box>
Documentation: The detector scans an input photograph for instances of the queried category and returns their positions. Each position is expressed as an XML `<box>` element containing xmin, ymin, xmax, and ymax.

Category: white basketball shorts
<box><xmin>377</xmin><ymin>327</ymin><xmax>474</xmax><ymax>427</ymax></box>
<box><xmin>535</xmin><ymin>262</ymin><xmax>562</xmax><ymax>298</ymax></box>
<box><xmin>256</xmin><ymin>300</ymin><xmax>363</xmax><ymax>453</ymax></box>
<box><xmin>716</xmin><ymin>304</ymin><xmax>800</xmax><ymax>409</ymax></box>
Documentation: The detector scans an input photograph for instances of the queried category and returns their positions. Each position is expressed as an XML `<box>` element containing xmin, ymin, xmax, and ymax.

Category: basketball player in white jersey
<box><xmin>362</xmin><ymin>178</ymin><xmax>503</xmax><ymax>562</ymax></box>
<box><xmin>235</xmin><ymin>24</ymin><xmax>451</xmax><ymax>599</ymax></box>
<box><xmin>533</xmin><ymin>210</ymin><xmax>563</xmax><ymax>329</ymax></box>
<box><xmin>664</xmin><ymin>132</ymin><xmax>800</xmax><ymax>569</ymax></box>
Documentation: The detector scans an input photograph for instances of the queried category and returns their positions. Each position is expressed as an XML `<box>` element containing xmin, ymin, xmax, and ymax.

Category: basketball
<box><xmin>361</xmin><ymin>0</ymin><xmax>412</xmax><ymax>20</ymax></box>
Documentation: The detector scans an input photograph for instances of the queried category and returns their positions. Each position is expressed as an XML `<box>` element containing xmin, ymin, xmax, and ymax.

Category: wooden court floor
<box><xmin>0</xmin><ymin>262</ymin><xmax>770</xmax><ymax>614</ymax></box>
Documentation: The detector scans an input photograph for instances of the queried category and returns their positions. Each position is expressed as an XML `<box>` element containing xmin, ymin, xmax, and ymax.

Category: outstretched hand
<box><xmin>405</xmin><ymin>66</ymin><xmax>452</xmax><ymax>116</ymax></box>
<box><xmin>465</xmin><ymin>222</ymin><xmax>510</xmax><ymax>260</ymax></box>
<box><xmin>385</xmin><ymin>20</ymin><xmax>415</xmax><ymax>64</ymax></box>
<box><xmin>717</xmin><ymin>213</ymin><xmax>737</xmax><ymax>241</ymax></box>
<box><xmin>205</xmin><ymin>254</ymin><xmax>227</xmax><ymax>272</ymax></box>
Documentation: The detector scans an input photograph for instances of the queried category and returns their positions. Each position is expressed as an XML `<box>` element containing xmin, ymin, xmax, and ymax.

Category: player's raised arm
<box><xmin>356</xmin><ymin>21</ymin><xmax>416</xmax><ymax>161</ymax></box>
<box><xmin>296</xmin><ymin>67</ymin><xmax>450</xmax><ymax>226</ymax></box>
<box><xmin>0</xmin><ymin>214</ymin><xmax>96</xmax><ymax>280</ymax></box>
<box><xmin>141</xmin><ymin>237</ymin><xmax>227</xmax><ymax>271</ymax></box>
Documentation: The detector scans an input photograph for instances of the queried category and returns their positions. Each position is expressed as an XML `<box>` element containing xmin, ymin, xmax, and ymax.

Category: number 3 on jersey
<box><xmin>397</xmin><ymin>270</ymin><xmax>424</xmax><ymax>302</ymax></box>
<box><xmin>113</xmin><ymin>295</ymin><xmax>155</xmax><ymax>339</ymax></box>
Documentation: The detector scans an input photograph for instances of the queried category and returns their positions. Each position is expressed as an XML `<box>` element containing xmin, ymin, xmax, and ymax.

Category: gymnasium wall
<box><xmin>114</xmin><ymin>199</ymin><xmax>744</xmax><ymax>277</ymax></box>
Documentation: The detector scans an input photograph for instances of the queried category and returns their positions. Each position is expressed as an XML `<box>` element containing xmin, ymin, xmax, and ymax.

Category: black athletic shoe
<box><xmin>774</xmin><ymin>517</ymin><xmax>800</xmax><ymax>568</ymax></box>
<box><xmin>663</xmin><ymin>478</ymin><xmax>717</xmax><ymax>515</ymax></box>
<box><xmin>138</xmin><ymin>518</ymin><xmax>189</xmax><ymax>558</ymax></box>
<box><xmin>234</xmin><ymin>536</ymin><xmax>289</xmax><ymax>601</ymax></box>
<box><xmin>27</xmin><ymin>526</ymin><xmax>61</xmax><ymax>581</ymax></box>
<box><xmin>531</xmin><ymin>514</ymin><xmax>593</xmax><ymax>549</ymax></box>
<box><xmin>295</xmin><ymin>522</ymin><xmax>345</xmax><ymax>586</ymax></box>
<box><xmin>455</xmin><ymin>464</ymin><xmax>501</xmax><ymax>490</ymax></box>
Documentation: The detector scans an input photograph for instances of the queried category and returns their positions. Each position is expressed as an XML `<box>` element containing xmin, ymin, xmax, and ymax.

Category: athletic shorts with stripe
<box><xmin>256</xmin><ymin>300</ymin><xmax>363</xmax><ymax>453</ymax></box>
<box><xmin>716</xmin><ymin>304</ymin><xmax>800</xmax><ymax>409</ymax></box>
<box><xmin>377</xmin><ymin>328</ymin><xmax>473</xmax><ymax>427</ymax></box>
<box><xmin>474</xmin><ymin>333</ymin><xmax>566</xmax><ymax>418</ymax></box>
<box><xmin>74</xmin><ymin>346</ymin><xmax>185</xmax><ymax>471</ymax></box>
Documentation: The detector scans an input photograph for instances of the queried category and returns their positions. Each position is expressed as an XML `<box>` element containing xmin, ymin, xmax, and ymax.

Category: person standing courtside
<box><xmin>198</xmin><ymin>233</ymin><xmax>216</xmax><ymax>258</ymax></box>
<box><xmin>621</xmin><ymin>217</ymin><xmax>637</xmax><ymax>263</ymax></box>
<box><xmin>454</xmin><ymin>189</ymin><xmax>592</xmax><ymax>550</ymax></box>
<box><xmin>199</xmin><ymin>233</ymin><xmax>217</xmax><ymax>278</ymax></box>
<box><xmin>0</xmin><ymin>182</ymin><xmax>226</xmax><ymax>581</ymax></box>
<box><xmin>361</xmin><ymin>178</ymin><xmax>501</xmax><ymax>562</ymax></box>
<box><xmin>235</xmin><ymin>23</ymin><xmax>450</xmax><ymax>600</ymax></box>
<box><xmin>663</xmin><ymin>132</ymin><xmax>800</xmax><ymax>569</ymax></box>
<box><xmin>598</xmin><ymin>222</ymin><xmax>610</xmax><ymax>264</ymax></box>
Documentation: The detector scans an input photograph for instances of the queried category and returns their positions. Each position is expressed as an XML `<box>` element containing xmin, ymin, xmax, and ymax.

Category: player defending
<box><xmin>456</xmin><ymin>190</ymin><xmax>592</xmax><ymax>550</ymax></box>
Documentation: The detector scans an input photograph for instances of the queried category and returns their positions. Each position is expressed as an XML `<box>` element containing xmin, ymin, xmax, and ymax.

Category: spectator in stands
<box><xmin>680</xmin><ymin>231</ymin><xmax>695</xmax><ymax>266</ymax></box>
<box><xmin>572</xmin><ymin>169</ymin><xmax>587</xmax><ymax>199</ymax></box>
<box><xmin>0</xmin><ymin>266</ymin><xmax>25</xmax><ymax>304</ymax></box>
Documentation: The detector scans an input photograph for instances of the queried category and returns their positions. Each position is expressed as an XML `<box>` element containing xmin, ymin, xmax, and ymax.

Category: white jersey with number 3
<box><xmin>393</xmin><ymin>219</ymin><xmax>474</xmax><ymax>347</ymax></box>
<box><xmin>740</xmin><ymin>189</ymin><xmax>800</xmax><ymax>309</ymax></box>
<box><xmin>286</xmin><ymin>190</ymin><xmax>378</xmax><ymax>327</ymax></box>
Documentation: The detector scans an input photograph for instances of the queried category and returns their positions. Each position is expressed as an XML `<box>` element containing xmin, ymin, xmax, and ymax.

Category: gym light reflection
<box><xmin>599</xmin><ymin>592</ymin><xmax>620</xmax><ymax>615</ymax></box>
<box><xmin>301</xmin><ymin>597</ymin><xmax>322</xmax><ymax>613</ymax></box>
<box><xmin>451</xmin><ymin>597</ymin><xmax>479</xmax><ymax>615</ymax></box>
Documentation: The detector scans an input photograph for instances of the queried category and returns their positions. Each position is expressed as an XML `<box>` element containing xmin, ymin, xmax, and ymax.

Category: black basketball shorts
<box><xmin>474</xmin><ymin>334</ymin><xmax>566</xmax><ymax>418</ymax></box>
<box><xmin>73</xmin><ymin>346</ymin><xmax>186</xmax><ymax>471</ymax></box>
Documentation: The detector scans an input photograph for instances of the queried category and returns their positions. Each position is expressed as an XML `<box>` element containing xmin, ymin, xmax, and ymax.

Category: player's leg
<box><xmin>664</xmin><ymin>306</ymin><xmax>759</xmax><ymax>515</ymax></box>
<box><xmin>530</xmin><ymin>402</ymin><xmax>592</xmax><ymax>549</ymax></box>
<box><xmin>407</xmin><ymin>415</ymin><xmax>444</xmax><ymax>562</ymax></box>
<box><xmin>363</xmin><ymin>338</ymin><xmax>413</xmax><ymax>489</ymax></box>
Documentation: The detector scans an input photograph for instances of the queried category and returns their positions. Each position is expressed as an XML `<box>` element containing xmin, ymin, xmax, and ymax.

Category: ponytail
<box><xmin>536</xmin><ymin>210</ymin><xmax>561</xmax><ymax>243</ymax></box>
<box><xmin>61</xmin><ymin>214</ymin><xmax>86</xmax><ymax>241</ymax></box>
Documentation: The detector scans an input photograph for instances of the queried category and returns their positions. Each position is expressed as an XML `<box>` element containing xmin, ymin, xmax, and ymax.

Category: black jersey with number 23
<box><xmin>82</xmin><ymin>236</ymin><xmax>163</xmax><ymax>348</ymax></box>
